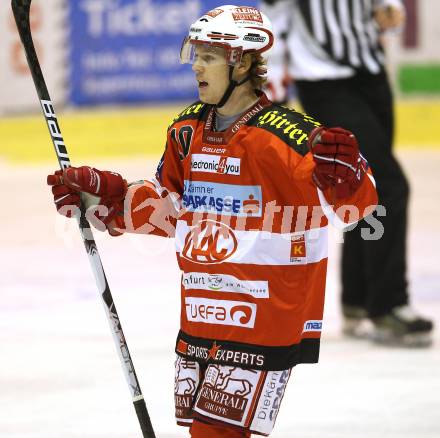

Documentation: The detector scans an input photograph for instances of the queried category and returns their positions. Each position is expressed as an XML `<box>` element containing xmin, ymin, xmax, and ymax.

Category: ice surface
<box><xmin>1</xmin><ymin>151</ymin><xmax>439</xmax><ymax>438</ymax></box>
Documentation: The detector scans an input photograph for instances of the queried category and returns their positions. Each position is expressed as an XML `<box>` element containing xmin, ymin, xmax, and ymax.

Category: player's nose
<box><xmin>192</xmin><ymin>62</ymin><xmax>203</xmax><ymax>73</ymax></box>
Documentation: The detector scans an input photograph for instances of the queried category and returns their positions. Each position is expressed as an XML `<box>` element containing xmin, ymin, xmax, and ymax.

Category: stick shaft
<box><xmin>11</xmin><ymin>1</ymin><xmax>155</xmax><ymax>436</ymax></box>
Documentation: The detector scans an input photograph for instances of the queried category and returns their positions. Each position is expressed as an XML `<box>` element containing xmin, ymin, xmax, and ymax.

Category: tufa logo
<box><xmin>185</xmin><ymin>297</ymin><xmax>257</xmax><ymax>328</ymax></box>
<box><xmin>182</xmin><ymin>220</ymin><xmax>238</xmax><ymax>264</ymax></box>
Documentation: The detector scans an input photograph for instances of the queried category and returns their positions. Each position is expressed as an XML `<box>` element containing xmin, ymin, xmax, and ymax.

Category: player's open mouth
<box><xmin>198</xmin><ymin>81</ymin><xmax>208</xmax><ymax>88</ymax></box>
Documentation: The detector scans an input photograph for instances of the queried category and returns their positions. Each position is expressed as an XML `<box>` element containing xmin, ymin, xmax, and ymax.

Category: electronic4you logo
<box><xmin>185</xmin><ymin>297</ymin><xmax>257</xmax><ymax>328</ymax></box>
<box><xmin>182</xmin><ymin>219</ymin><xmax>238</xmax><ymax>264</ymax></box>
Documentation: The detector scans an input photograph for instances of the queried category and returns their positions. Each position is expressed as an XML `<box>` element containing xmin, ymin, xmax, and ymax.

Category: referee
<box><xmin>261</xmin><ymin>0</ymin><xmax>433</xmax><ymax>346</ymax></box>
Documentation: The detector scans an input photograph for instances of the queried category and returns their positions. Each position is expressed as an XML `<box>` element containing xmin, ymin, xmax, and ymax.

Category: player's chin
<box><xmin>198</xmin><ymin>92</ymin><xmax>217</xmax><ymax>105</ymax></box>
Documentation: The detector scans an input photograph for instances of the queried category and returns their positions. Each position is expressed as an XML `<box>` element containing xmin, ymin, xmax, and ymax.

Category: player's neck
<box><xmin>216</xmin><ymin>84</ymin><xmax>259</xmax><ymax>118</ymax></box>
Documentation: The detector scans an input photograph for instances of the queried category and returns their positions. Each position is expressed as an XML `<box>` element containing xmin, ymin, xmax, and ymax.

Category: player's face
<box><xmin>192</xmin><ymin>45</ymin><xmax>230</xmax><ymax>104</ymax></box>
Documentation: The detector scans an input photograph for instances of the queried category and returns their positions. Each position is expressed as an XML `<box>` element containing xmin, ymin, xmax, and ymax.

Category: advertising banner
<box><xmin>68</xmin><ymin>0</ymin><xmax>258</xmax><ymax>105</ymax></box>
<box><xmin>0</xmin><ymin>0</ymin><xmax>67</xmax><ymax>115</ymax></box>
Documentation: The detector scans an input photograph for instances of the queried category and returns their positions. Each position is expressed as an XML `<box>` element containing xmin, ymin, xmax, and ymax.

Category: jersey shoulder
<box><xmin>168</xmin><ymin>100</ymin><xmax>208</xmax><ymax>129</ymax></box>
<box><xmin>249</xmin><ymin>104</ymin><xmax>322</xmax><ymax>156</ymax></box>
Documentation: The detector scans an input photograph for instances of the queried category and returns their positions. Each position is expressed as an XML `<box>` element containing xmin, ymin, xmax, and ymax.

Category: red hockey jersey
<box><xmin>113</xmin><ymin>92</ymin><xmax>377</xmax><ymax>370</ymax></box>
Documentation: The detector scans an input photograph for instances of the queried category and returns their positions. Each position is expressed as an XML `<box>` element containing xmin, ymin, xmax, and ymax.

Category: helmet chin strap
<box><xmin>216</xmin><ymin>65</ymin><xmax>251</xmax><ymax>109</ymax></box>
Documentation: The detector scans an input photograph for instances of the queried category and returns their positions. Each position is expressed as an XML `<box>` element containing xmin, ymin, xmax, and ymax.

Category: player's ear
<box><xmin>233</xmin><ymin>53</ymin><xmax>252</xmax><ymax>80</ymax></box>
<box><xmin>240</xmin><ymin>53</ymin><xmax>252</xmax><ymax>73</ymax></box>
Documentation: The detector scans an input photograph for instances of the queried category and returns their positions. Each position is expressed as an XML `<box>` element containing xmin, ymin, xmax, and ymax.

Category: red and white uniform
<box><xmin>113</xmin><ymin>92</ymin><xmax>377</xmax><ymax>371</ymax></box>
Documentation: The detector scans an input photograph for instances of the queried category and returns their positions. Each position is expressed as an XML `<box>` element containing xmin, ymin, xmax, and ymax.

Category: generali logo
<box><xmin>185</xmin><ymin>297</ymin><xmax>257</xmax><ymax>328</ymax></box>
<box><xmin>182</xmin><ymin>219</ymin><xmax>238</xmax><ymax>264</ymax></box>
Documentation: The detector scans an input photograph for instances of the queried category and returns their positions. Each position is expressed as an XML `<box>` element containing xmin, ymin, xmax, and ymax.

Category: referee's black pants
<box><xmin>296</xmin><ymin>71</ymin><xmax>409</xmax><ymax>317</ymax></box>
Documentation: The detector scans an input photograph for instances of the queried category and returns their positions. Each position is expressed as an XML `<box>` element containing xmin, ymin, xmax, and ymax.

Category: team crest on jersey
<box><xmin>182</xmin><ymin>219</ymin><xmax>238</xmax><ymax>264</ymax></box>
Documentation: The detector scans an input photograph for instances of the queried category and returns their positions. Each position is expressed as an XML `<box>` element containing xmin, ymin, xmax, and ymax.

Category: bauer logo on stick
<box><xmin>40</xmin><ymin>99</ymin><xmax>70</xmax><ymax>169</ymax></box>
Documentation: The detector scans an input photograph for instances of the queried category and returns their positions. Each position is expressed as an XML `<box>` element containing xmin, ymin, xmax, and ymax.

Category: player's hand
<box><xmin>308</xmin><ymin>127</ymin><xmax>367</xmax><ymax>199</ymax></box>
<box><xmin>47</xmin><ymin>166</ymin><xmax>127</xmax><ymax>224</ymax></box>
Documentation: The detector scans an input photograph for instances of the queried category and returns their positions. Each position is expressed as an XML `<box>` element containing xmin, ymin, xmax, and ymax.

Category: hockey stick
<box><xmin>11</xmin><ymin>1</ymin><xmax>156</xmax><ymax>437</ymax></box>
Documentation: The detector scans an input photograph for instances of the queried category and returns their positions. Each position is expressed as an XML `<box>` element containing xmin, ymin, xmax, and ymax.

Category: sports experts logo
<box><xmin>177</xmin><ymin>339</ymin><xmax>265</xmax><ymax>367</ymax></box>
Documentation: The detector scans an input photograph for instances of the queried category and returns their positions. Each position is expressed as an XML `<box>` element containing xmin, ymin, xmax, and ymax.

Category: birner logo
<box><xmin>182</xmin><ymin>220</ymin><xmax>238</xmax><ymax>264</ymax></box>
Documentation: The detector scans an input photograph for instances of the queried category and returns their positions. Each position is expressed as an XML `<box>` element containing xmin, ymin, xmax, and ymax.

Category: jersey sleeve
<box><xmin>261</xmin><ymin>105</ymin><xmax>378</xmax><ymax>228</ymax></box>
<box><xmin>292</xmin><ymin>153</ymin><xmax>378</xmax><ymax>229</ymax></box>
<box><xmin>109</xmin><ymin>126</ymin><xmax>184</xmax><ymax>237</ymax></box>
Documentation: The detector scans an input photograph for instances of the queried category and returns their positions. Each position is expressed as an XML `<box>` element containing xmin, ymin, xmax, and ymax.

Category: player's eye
<box><xmin>202</xmin><ymin>55</ymin><xmax>215</xmax><ymax>63</ymax></box>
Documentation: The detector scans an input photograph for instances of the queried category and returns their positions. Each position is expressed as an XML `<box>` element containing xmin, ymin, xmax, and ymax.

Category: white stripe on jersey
<box><xmin>175</xmin><ymin>220</ymin><xmax>328</xmax><ymax>266</ymax></box>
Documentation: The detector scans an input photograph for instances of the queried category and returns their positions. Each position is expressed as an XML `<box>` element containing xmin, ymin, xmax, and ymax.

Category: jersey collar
<box><xmin>202</xmin><ymin>92</ymin><xmax>271</xmax><ymax>145</ymax></box>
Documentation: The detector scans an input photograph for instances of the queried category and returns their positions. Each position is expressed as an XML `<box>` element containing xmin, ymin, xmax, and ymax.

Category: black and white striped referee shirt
<box><xmin>261</xmin><ymin>0</ymin><xmax>403</xmax><ymax>80</ymax></box>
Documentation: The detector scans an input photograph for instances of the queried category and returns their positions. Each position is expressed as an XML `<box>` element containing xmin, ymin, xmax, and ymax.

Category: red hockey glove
<box><xmin>308</xmin><ymin>126</ymin><xmax>366</xmax><ymax>199</ymax></box>
<box><xmin>47</xmin><ymin>166</ymin><xmax>127</xmax><ymax>225</ymax></box>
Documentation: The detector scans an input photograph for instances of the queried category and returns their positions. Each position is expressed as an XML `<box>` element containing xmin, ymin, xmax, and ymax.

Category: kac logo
<box><xmin>182</xmin><ymin>220</ymin><xmax>238</xmax><ymax>264</ymax></box>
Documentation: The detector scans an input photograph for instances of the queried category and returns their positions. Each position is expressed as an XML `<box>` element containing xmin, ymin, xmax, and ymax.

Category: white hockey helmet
<box><xmin>180</xmin><ymin>5</ymin><xmax>274</xmax><ymax>67</ymax></box>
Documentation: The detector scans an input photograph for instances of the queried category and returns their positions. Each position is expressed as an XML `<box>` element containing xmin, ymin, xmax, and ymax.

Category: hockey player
<box><xmin>47</xmin><ymin>5</ymin><xmax>377</xmax><ymax>437</ymax></box>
